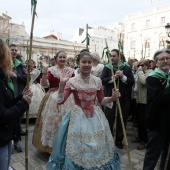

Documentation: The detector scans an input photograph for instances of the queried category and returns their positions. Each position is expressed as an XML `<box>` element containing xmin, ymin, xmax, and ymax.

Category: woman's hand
<box><xmin>112</xmin><ymin>88</ymin><xmax>121</xmax><ymax>101</ymax></box>
<box><xmin>41</xmin><ymin>58</ymin><xmax>49</xmax><ymax>68</ymax></box>
<box><xmin>60</xmin><ymin>69</ymin><xmax>72</xmax><ymax>84</ymax></box>
<box><xmin>22</xmin><ymin>87</ymin><xmax>33</xmax><ymax>104</ymax></box>
<box><xmin>138</xmin><ymin>66</ymin><xmax>143</xmax><ymax>72</ymax></box>
<box><xmin>23</xmin><ymin>94</ymin><xmax>32</xmax><ymax>104</ymax></box>
<box><xmin>22</xmin><ymin>87</ymin><xmax>33</xmax><ymax>96</ymax></box>
<box><xmin>9</xmin><ymin>72</ymin><xmax>17</xmax><ymax>78</ymax></box>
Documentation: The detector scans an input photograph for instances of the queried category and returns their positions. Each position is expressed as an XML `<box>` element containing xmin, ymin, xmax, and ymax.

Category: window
<box><xmin>131</xmin><ymin>41</ymin><xmax>136</xmax><ymax>49</ymax></box>
<box><xmin>146</xmin><ymin>20</ymin><xmax>150</xmax><ymax>28</ymax></box>
<box><xmin>159</xmin><ymin>38</ymin><xmax>166</xmax><ymax>48</ymax></box>
<box><xmin>145</xmin><ymin>40</ymin><xmax>150</xmax><ymax>48</ymax></box>
<box><xmin>160</xmin><ymin>17</ymin><xmax>165</xmax><ymax>24</ymax></box>
<box><xmin>131</xmin><ymin>23</ymin><xmax>135</xmax><ymax>31</ymax></box>
<box><xmin>144</xmin><ymin>40</ymin><xmax>150</xmax><ymax>58</ymax></box>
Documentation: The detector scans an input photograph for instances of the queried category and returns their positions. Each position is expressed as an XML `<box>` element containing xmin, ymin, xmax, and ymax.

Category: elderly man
<box><xmin>10</xmin><ymin>44</ymin><xmax>27</xmax><ymax>153</ymax></box>
<box><xmin>143</xmin><ymin>48</ymin><xmax>170</xmax><ymax>170</ymax></box>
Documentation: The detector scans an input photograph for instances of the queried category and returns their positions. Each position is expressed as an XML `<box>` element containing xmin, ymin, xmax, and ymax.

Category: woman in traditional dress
<box><xmin>32</xmin><ymin>51</ymin><xmax>75</xmax><ymax>153</ymax></box>
<box><xmin>22</xmin><ymin>59</ymin><xmax>45</xmax><ymax>118</ymax></box>
<box><xmin>46</xmin><ymin>51</ymin><xmax>121</xmax><ymax>170</ymax></box>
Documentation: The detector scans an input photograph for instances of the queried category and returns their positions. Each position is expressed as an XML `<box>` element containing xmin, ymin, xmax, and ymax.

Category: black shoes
<box><xmin>14</xmin><ymin>141</ymin><xmax>23</xmax><ymax>153</ymax></box>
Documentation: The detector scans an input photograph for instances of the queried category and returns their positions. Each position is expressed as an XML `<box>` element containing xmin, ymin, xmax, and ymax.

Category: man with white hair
<box><xmin>143</xmin><ymin>48</ymin><xmax>170</xmax><ymax>170</ymax></box>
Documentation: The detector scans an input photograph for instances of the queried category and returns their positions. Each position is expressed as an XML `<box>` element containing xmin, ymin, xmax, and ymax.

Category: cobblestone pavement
<box><xmin>10</xmin><ymin>120</ymin><xmax>160</xmax><ymax>170</ymax></box>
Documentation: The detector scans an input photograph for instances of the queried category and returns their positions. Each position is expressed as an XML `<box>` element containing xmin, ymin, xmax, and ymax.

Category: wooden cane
<box><xmin>25</xmin><ymin>2</ymin><xmax>37</xmax><ymax>170</ymax></box>
<box><xmin>164</xmin><ymin>143</ymin><xmax>170</xmax><ymax>170</ymax></box>
<box><xmin>86</xmin><ymin>23</ymin><xmax>88</xmax><ymax>50</ymax></box>
<box><xmin>113</xmin><ymin>37</ymin><xmax>122</xmax><ymax>141</ymax></box>
<box><xmin>105</xmin><ymin>39</ymin><xmax>133</xmax><ymax>170</ymax></box>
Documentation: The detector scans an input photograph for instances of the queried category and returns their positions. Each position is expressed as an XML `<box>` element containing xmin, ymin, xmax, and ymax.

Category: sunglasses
<box><xmin>137</xmin><ymin>64</ymin><xmax>145</xmax><ymax>67</ymax></box>
<box><xmin>11</xmin><ymin>49</ymin><xmax>18</xmax><ymax>52</ymax></box>
<box><xmin>111</xmin><ymin>55</ymin><xmax>117</xmax><ymax>57</ymax></box>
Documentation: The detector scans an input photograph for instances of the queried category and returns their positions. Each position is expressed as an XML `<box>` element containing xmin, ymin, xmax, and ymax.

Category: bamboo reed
<box><xmin>105</xmin><ymin>38</ymin><xmax>133</xmax><ymax>170</ymax></box>
<box><xmin>86</xmin><ymin>24</ymin><xmax>88</xmax><ymax>50</ymax></box>
<box><xmin>114</xmin><ymin>36</ymin><xmax>122</xmax><ymax>141</ymax></box>
<box><xmin>164</xmin><ymin>143</ymin><xmax>170</xmax><ymax>170</ymax></box>
<box><xmin>25</xmin><ymin>2</ymin><xmax>37</xmax><ymax>170</ymax></box>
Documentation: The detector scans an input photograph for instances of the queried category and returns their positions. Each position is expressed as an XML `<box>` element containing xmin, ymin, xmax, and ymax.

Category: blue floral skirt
<box><xmin>46</xmin><ymin>107</ymin><xmax>121</xmax><ymax>170</ymax></box>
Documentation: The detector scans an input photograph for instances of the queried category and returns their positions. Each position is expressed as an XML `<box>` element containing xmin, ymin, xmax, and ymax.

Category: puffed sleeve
<box><xmin>51</xmin><ymin>86</ymin><xmax>72</xmax><ymax>104</ymax></box>
<box><xmin>97</xmin><ymin>87</ymin><xmax>113</xmax><ymax>109</ymax></box>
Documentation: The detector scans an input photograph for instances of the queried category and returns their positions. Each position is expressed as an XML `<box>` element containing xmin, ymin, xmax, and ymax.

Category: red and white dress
<box><xmin>32</xmin><ymin>66</ymin><xmax>75</xmax><ymax>153</ymax></box>
<box><xmin>47</xmin><ymin>74</ymin><xmax>121</xmax><ymax>169</ymax></box>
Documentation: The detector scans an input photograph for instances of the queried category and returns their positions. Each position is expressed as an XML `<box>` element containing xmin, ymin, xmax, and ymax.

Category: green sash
<box><xmin>7</xmin><ymin>78</ymin><xmax>16</xmax><ymax>97</ymax></box>
<box><xmin>149</xmin><ymin>68</ymin><xmax>170</xmax><ymax>88</ymax></box>
<box><xmin>106</xmin><ymin>61</ymin><xmax>128</xmax><ymax>71</ymax></box>
<box><xmin>13</xmin><ymin>58</ymin><xmax>21</xmax><ymax>69</ymax></box>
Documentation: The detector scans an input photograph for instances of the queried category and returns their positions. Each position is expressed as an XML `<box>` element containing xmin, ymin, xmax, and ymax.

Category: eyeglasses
<box><xmin>158</xmin><ymin>57</ymin><xmax>170</xmax><ymax>62</ymax></box>
<box><xmin>11</xmin><ymin>49</ymin><xmax>18</xmax><ymax>52</ymax></box>
<box><xmin>137</xmin><ymin>64</ymin><xmax>145</xmax><ymax>67</ymax></box>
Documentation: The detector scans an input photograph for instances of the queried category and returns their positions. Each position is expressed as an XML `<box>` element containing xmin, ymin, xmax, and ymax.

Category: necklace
<box><xmin>80</xmin><ymin>74</ymin><xmax>90</xmax><ymax>81</ymax></box>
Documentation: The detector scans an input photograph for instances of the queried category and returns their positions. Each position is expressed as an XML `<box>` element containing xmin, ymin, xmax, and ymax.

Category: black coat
<box><xmin>0</xmin><ymin>69</ymin><xmax>29</xmax><ymax>147</ymax></box>
<box><xmin>12</xmin><ymin>63</ymin><xmax>27</xmax><ymax>95</ymax></box>
<box><xmin>146</xmin><ymin>76</ymin><xmax>170</xmax><ymax>133</ymax></box>
<box><xmin>101</xmin><ymin>65</ymin><xmax>134</xmax><ymax>105</ymax></box>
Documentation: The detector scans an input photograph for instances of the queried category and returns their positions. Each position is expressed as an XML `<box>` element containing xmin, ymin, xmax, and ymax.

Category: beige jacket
<box><xmin>137</xmin><ymin>69</ymin><xmax>153</xmax><ymax>104</ymax></box>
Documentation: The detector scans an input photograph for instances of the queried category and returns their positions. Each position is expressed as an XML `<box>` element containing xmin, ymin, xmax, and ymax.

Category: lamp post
<box><xmin>165</xmin><ymin>23</ymin><xmax>170</xmax><ymax>37</ymax></box>
<box><xmin>165</xmin><ymin>23</ymin><xmax>170</xmax><ymax>48</ymax></box>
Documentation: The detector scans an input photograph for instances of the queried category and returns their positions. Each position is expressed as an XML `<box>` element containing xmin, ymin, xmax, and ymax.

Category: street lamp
<box><xmin>165</xmin><ymin>23</ymin><xmax>170</xmax><ymax>45</ymax></box>
<box><xmin>165</xmin><ymin>23</ymin><xmax>170</xmax><ymax>37</ymax></box>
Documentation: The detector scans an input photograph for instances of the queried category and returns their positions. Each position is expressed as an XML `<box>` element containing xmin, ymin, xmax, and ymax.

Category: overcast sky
<box><xmin>0</xmin><ymin>0</ymin><xmax>169</xmax><ymax>40</ymax></box>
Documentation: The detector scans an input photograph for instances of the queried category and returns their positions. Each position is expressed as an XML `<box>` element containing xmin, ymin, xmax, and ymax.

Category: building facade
<box><xmin>72</xmin><ymin>25</ymin><xmax>122</xmax><ymax>62</ymax></box>
<box><xmin>0</xmin><ymin>13</ymin><xmax>85</xmax><ymax>66</ymax></box>
<box><xmin>124</xmin><ymin>3</ymin><xmax>170</xmax><ymax>60</ymax></box>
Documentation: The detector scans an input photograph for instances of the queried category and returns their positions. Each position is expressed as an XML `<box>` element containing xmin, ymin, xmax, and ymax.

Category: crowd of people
<box><xmin>0</xmin><ymin>37</ymin><xmax>169</xmax><ymax>170</ymax></box>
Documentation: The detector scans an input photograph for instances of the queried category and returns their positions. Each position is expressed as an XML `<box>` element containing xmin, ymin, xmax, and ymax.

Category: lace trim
<box><xmin>47</xmin><ymin>151</ymin><xmax>120</xmax><ymax>170</ymax></box>
<box><xmin>30</xmin><ymin>68</ymin><xmax>40</xmax><ymax>82</ymax></box>
<box><xmin>66</xmin><ymin>106</ymin><xmax>115</xmax><ymax>169</ymax></box>
<box><xmin>51</xmin><ymin>92</ymin><xmax>64</xmax><ymax>103</ymax></box>
<box><xmin>68</xmin><ymin>128</ymin><xmax>110</xmax><ymax>143</ymax></box>
<box><xmin>66</xmin><ymin>74</ymin><xmax>102</xmax><ymax>92</ymax></box>
<box><xmin>41</xmin><ymin>92</ymin><xmax>75</xmax><ymax>147</ymax></box>
<box><xmin>101</xmin><ymin>97</ymin><xmax>113</xmax><ymax>109</ymax></box>
<box><xmin>69</xmin><ymin>139</ymin><xmax>114</xmax><ymax>153</ymax></box>
<box><xmin>48</xmin><ymin>66</ymin><xmax>74</xmax><ymax>78</ymax></box>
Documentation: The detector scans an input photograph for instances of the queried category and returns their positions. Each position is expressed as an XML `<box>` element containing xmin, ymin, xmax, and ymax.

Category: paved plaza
<box><xmin>10</xmin><ymin>120</ymin><xmax>160</xmax><ymax>170</ymax></box>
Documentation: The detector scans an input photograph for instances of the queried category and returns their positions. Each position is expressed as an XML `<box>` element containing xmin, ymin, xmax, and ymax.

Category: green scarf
<box><xmin>149</xmin><ymin>68</ymin><xmax>170</xmax><ymax>88</ymax></box>
<box><xmin>106</xmin><ymin>61</ymin><xmax>128</xmax><ymax>71</ymax></box>
<box><xmin>7</xmin><ymin>78</ymin><xmax>16</xmax><ymax>97</ymax></box>
<box><xmin>13</xmin><ymin>59</ymin><xmax>22</xmax><ymax>69</ymax></box>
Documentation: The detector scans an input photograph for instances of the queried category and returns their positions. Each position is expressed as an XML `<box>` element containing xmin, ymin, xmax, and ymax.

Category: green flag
<box><xmin>118</xmin><ymin>41</ymin><xmax>124</xmax><ymax>54</ymax></box>
<box><xmin>101</xmin><ymin>46</ymin><xmax>108</xmax><ymax>59</ymax></box>
<box><xmin>31</xmin><ymin>0</ymin><xmax>37</xmax><ymax>15</ymax></box>
<box><xmin>81</xmin><ymin>33</ymin><xmax>91</xmax><ymax>45</ymax></box>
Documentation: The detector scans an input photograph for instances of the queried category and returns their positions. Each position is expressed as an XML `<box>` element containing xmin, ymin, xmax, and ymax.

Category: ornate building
<box><xmin>0</xmin><ymin>12</ymin><xmax>85</xmax><ymax>66</ymax></box>
<box><xmin>72</xmin><ymin>24</ymin><xmax>123</xmax><ymax>62</ymax></box>
<box><xmin>124</xmin><ymin>3</ymin><xmax>170</xmax><ymax>60</ymax></box>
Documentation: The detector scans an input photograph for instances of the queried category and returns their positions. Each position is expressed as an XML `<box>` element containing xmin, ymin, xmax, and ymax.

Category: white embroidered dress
<box><xmin>50</xmin><ymin>75</ymin><xmax>120</xmax><ymax>169</ymax></box>
<box><xmin>23</xmin><ymin>68</ymin><xmax>45</xmax><ymax>118</ymax></box>
<box><xmin>41</xmin><ymin>66</ymin><xmax>75</xmax><ymax>147</ymax></box>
